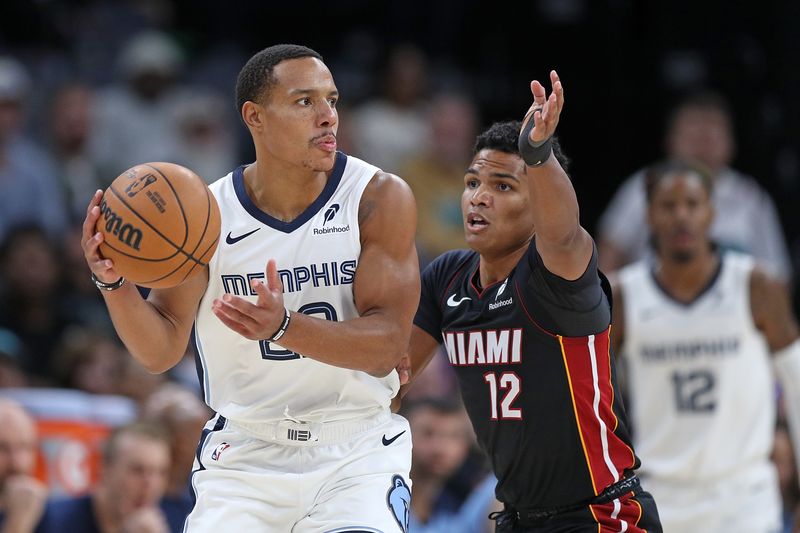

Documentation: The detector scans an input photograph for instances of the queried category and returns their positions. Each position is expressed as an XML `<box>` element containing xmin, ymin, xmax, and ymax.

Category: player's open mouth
<box><xmin>466</xmin><ymin>213</ymin><xmax>489</xmax><ymax>232</ymax></box>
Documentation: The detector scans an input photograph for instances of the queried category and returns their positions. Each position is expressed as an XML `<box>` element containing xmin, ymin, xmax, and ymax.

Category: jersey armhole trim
<box><xmin>514</xmin><ymin>279</ymin><xmax>558</xmax><ymax>338</ymax></box>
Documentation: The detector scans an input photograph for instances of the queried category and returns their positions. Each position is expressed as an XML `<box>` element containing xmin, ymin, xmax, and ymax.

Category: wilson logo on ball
<box><xmin>125</xmin><ymin>173</ymin><xmax>157</xmax><ymax>197</ymax></box>
<box><xmin>100</xmin><ymin>199</ymin><xmax>143</xmax><ymax>250</ymax></box>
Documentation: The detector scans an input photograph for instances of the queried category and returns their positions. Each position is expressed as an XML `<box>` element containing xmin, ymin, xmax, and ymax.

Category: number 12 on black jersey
<box><xmin>483</xmin><ymin>371</ymin><xmax>522</xmax><ymax>420</ymax></box>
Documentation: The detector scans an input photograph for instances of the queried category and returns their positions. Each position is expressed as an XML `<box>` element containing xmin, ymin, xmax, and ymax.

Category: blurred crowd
<box><xmin>1</xmin><ymin>1</ymin><xmax>799</xmax><ymax>531</ymax></box>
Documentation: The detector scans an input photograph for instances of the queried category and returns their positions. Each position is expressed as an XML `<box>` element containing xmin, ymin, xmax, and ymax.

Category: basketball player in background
<box><xmin>399</xmin><ymin>73</ymin><xmax>662</xmax><ymax>532</ymax></box>
<box><xmin>610</xmin><ymin>160</ymin><xmax>800</xmax><ymax>533</ymax></box>
<box><xmin>81</xmin><ymin>44</ymin><xmax>419</xmax><ymax>531</ymax></box>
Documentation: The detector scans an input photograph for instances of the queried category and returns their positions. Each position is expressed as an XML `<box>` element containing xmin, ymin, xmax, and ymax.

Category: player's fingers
<box><xmin>213</xmin><ymin>298</ymin><xmax>260</xmax><ymax>335</ymax></box>
<box><xmin>531</xmin><ymin>79</ymin><xmax>546</xmax><ymax>105</ymax></box>
<box><xmin>86</xmin><ymin>189</ymin><xmax>103</xmax><ymax>214</ymax></box>
<box><xmin>211</xmin><ymin>304</ymin><xmax>253</xmax><ymax>338</ymax></box>
<box><xmin>265</xmin><ymin>259</ymin><xmax>283</xmax><ymax>294</ymax></box>
<box><xmin>82</xmin><ymin>205</ymin><xmax>101</xmax><ymax>243</ymax></box>
<box><xmin>252</xmin><ymin>277</ymin><xmax>275</xmax><ymax>308</ymax></box>
<box><xmin>396</xmin><ymin>355</ymin><xmax>411</xmax><ymax>385</ymax></box>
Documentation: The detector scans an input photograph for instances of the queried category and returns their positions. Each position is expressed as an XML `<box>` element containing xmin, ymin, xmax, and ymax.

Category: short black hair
<box><xmin>473</xmin><ymin>120</ymin><xmax>570</xmax><ymax>172</ymax></box>
<box><xmin>235</xmin><ymin>44</ymin><xmax>323</xmax><ymax>114</ymax></box>
<box><xmin>644</xmin><ymin>159</ymin><xmax>713</xmax><ymax>203</ymax></box>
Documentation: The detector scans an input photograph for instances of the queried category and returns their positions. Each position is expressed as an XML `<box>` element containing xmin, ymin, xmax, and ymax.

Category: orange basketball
<box><xmin>96</xmin><ymin>162</ymin><xmax>221</xmax><ymax>289</ymax></box>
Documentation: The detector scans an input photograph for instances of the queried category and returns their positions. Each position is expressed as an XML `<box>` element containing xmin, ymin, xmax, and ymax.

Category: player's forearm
<box><xmin>277</xmin><ymin>311</ymin><xmax>409</xmax><ymax>377</ymax></box>
<box><xmin>527</xmin><ymin>157</ymin><xmax>582</xmax><ymax>248</ymax></box>
<box><xmin>100</xmin><ymin>285</ymin><xmax>188</xmax><ymax>373</ymax></box>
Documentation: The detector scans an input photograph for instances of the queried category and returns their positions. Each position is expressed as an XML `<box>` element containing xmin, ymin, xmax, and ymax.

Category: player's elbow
<box><xmin>133</xmin><ymin>350</ymin><xmax>183</xmax><ymax>375</ymax></box>
<box><xmin>367</xmin><ymin>336</ymin><xmax>406</xmax><ymax>378</ymax></box>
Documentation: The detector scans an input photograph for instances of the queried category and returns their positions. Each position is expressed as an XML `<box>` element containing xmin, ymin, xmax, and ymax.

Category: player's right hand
<box><xmin>212</xmin><ymin>259</ymin><xmax>287</xmax><ymax>341</ymax></box>
<box><xmin>81</xmin><ymin>189</ymin><xmax>121</xmax><ymax>284</ymax></box>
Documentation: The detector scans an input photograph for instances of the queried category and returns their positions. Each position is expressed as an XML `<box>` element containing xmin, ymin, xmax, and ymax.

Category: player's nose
<box><xmin>317</xmin><ymin>101</ymin><xmax>336</xmax><ymax>128</ymax></box>
<box><xmin>469</xmin><ymin>185</ymin><xmax>492</xmax><ymax>207</ymax></box>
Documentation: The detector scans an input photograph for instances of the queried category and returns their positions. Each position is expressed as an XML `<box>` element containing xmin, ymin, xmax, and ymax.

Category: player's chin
<box><xmin>464</xmin><ymin>232</ymin><xmax>490</xmax><ymax>253</ymax></box>
<box><xmin>309</xmin><ymin>152</ymin><xmax>337</xmax><ymax>172</ymax></box>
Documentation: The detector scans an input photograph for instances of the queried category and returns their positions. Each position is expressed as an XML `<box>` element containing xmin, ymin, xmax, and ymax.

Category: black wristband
<box><xmin>268</xmin><ymin>307</ymin><xmax>291</xmax><ymax>342</ymax></box>
<box><xmin>91</xmin><ymin>273</ymin><xmax>125</xmax><ymax>291</ymax></box>
<box><xmin>518</xmin><ymin>116</ymin><xmax>553</xmax><ymax>167</ymax></box>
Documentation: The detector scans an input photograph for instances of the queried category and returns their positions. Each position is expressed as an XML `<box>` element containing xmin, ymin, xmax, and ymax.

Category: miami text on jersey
<box><xmin>442</xmin><ymin>329</ymin><xmax>523</xmax><ymax>366</ymax></box>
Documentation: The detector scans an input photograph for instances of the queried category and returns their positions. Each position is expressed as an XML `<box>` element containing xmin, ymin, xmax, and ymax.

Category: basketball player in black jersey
<box><xmin>399</xmin><ymin>72</ymin><xmax>662</xmax><ymax>532</ymax></box>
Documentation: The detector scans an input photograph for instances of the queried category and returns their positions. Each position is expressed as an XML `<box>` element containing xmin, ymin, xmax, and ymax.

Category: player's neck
<box><xmin>243</xmin><ymin>160</ymin><xmax>328</xmax><ymax>223</ymax></box>
<box><xmin>654</xmin><ymin>246</ymin><xmax>719</xmax><ymax>303</ymax></box>
<box><xmin>478</xmin><ymin>244</ymin><xmax>528</xmax><ymax>288</ymax></box>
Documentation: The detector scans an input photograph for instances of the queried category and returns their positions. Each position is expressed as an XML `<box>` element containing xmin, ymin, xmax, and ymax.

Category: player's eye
<box><xmin>328</xmin><ymin>97</ymin><xmax>338</xmax><ymax>107</ymax></box>
<box><xmin>466</xmin><ymin>179</ymin><xmax>479</xmax><ymax>189</ymax></box>
<box><xmin>298</xmin><ymin>97</ymin><xmax>312</xmax><ymax>106</ymax></box>
<box><xmin>497</xmin><ymin>183</ymin><xmax>512</xmax><ymax>192</ymax></box>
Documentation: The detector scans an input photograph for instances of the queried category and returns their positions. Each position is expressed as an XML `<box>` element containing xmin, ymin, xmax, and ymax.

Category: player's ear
<box><xmin>242</xmin><ymin>101</ymin><xmax>264</xmax><ymax>131</ymax></box>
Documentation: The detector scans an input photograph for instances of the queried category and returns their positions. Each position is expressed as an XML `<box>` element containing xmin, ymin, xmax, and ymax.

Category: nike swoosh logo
<box><xmin>446</xmin><ymin>294</ymin><xmax>471</xmax><ymax>307</ymax></box>
<box><xmin>382</xmin><ymin>430</ymin><xmax>406</xmax><ymax>446</ymax></box>
<box><xmin>225</xmin><ymin>228</ymin><xmax>260</xmax><ymax>245</ymax></box>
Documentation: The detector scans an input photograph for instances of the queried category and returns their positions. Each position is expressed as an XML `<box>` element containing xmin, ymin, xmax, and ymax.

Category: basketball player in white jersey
<box><xmin>81</xmin><ymin>44</ymin><xmax>420</xmax><ymax>532</ymax></box>
<box><xmin>610</xmin><ymin>160</ymin><xmax>800</xmax><ymax>533</ymax></box>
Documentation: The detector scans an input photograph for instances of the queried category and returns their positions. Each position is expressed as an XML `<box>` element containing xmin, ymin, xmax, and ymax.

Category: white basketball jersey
<box><xmin>195</xmin><ymin>152</ymin><xmax>399</xmax><ymax>424</ymax></box>
<box><xmin>619</xmin><ymin>252</ymin><xmax>775</xmax><ymax>482</ymax></box>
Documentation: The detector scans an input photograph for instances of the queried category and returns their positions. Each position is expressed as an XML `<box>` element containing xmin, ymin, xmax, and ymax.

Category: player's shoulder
<box><xmin>423</xmin><ymin>249</ymin><xmax>476</xmax><ymax>284</ymax></box>
<box><xmin>207</xmin><ymin>167</ymin><xmax>238</xmax><ymax>195</ymax></box>
<box><xmin>428</xmin><ymin>248</ymin><xmax>475</xmax><ymax>270</ymax></box>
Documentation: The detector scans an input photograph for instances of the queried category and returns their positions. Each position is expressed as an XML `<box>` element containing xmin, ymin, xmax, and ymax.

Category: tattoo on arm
<box><xmin>358</xmin><ymin>199</ymin><xmax>376</xmax><ymax>226</ymax></box>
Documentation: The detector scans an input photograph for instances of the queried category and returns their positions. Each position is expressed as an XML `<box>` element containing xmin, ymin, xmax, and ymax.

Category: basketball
<box><xmin>95</xmin><ymin>162</ymin><xmax>221</xmax><ymax>289</ymax></box>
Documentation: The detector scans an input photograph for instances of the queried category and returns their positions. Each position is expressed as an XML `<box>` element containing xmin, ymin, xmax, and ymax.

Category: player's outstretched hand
<box><xmin>82</xmin><ymin>189</ymin><xmax>121</xmax><ymax>284</ymax></box>
<box><xmin>520</xmin><ymin>70</ymin><xmax>564</xmax><ymax>146</ymax></box>
<box><xmin>212</xmin><ymin>259</ymin><xmax>287</xmax><ymax>341</ymax></box>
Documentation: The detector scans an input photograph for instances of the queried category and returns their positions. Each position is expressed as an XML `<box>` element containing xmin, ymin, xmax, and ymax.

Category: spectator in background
<box><xmin>0</xmin><ymin>400</ymin><xmax>48</xmax><ymax>533</ymax></box>
<box><xmin>141</xmin><ymin>384</ymin><xmax>211</xmax><ymax>532</ymax></box>
<box><xmin>171</xmin><ymin>90</ymin><xmax>237</xmax><ymax>183</ymax></box>
<box><xmin>0</xmin><ymin>329</ymin><xmax>28</xmax><ymax>388</ymax></box>
<box><xmin>48</xmin><ymin>82</ymin><xmax>106</xmax><ymax>222</ymax></box>
<box><xmin>39</xmin><ymin>421</ymin><xmax>171</xmax><ymax>533</ymax></box>
<box><xmin>400</xmin><ymin>92</ymin><xmax>479</xmax><ymax>264</ymax></box>
<box><xmin>0</xmin><ymin>225</ymin><xmax>75</xmax><ymax>383</ymax></box>
<box><xmin>351</xmin><ymin>44</ymin><xmax>430</xmax><ymax>172</ymax></box>
<box><xmin>405</xmin><ymin>397</ymin><xmax>497</xmax><ymax>533</ymax></box>
<box><xmin>597</xmin><ymin>91</ymin><xmax>792</xmax><ymax>282</ymax></box>
<box><xmin>0</xmin><ymin>56</ymin><xmax>68</xmax><ymax>244</ymax></box>
<box><xmin>89</xmin><ymin>30</ymin><xmax>186</xmax><ymax>176</ymax></box>
<box><xmin>50</xmin><ymin>327</ymin><xmax>126</xmax><ymax>396</ymax></box>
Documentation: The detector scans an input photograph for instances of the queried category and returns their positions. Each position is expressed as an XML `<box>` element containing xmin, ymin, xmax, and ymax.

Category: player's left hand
<box><xmin>521</xmin><ymin>70</ymin><xmax>564</xmax><ymax>145</ymax></box>
<box><xmin>212</xmin><ymin>259</ymin><xmax>287</xmax><ymax>340</ymax></box>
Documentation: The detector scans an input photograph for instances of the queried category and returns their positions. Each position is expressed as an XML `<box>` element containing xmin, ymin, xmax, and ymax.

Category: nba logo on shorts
<box><xmin>211</xmin><ymin>442</ymin><xmax>230</xmax><ymax>461</ymax></box>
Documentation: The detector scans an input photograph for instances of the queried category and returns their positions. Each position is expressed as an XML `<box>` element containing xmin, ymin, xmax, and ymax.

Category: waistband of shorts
<box><xmin>226</xmin><ymin>409</ymin><xmax>391</xmax><ymax>446</ymax></box>
<box><xmin>496</xmin><ymin>474</ymin><xmax>641</xmax><ymax>527</ymax></box>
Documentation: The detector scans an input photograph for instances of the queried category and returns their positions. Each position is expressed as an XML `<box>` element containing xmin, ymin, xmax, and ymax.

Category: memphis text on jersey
<box><xmin>221</xmin><ymin>260</ymin><xmax>357</xmax><ymax>295</ymax></box>
<box><xmin>443</xmin><ymin>329</ymin><xmax>523</xmax><ymax>366</ymax></box>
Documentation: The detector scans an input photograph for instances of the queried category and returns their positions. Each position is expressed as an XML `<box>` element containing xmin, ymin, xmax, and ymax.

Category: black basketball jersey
<box><xmin>414</xmin><ymin>240</ymin><xmax>640</xmax><ymax>509</ymax></box>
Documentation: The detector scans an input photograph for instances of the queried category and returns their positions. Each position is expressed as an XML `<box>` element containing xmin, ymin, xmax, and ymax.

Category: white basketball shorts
<box><xmin>182</xmin><ymin>411</ymin><xmax>412</xmax><ymax>533</ymax></box>
<box><xmin>642</xmin><ymin>461</ymin><xmax>781</xmax><ymax>533</ymax></box>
